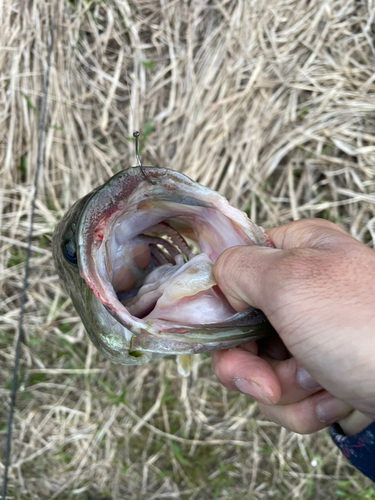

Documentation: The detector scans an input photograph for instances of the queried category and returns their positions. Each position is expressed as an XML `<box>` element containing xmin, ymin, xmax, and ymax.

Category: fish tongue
<box><xmin>160</xmin><ymin>253</ymin><xmax>216</xmax><ymax>301</ymax></box>
<box><xmin>144</xmin><ymin>253</ymin><xmax>235</xmax><ymax>325</ymax></box>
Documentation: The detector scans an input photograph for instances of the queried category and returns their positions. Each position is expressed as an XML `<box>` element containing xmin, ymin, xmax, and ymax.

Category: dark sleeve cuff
<box><xmin>330</xmin><ymin>420</ymin><xmax>375</xmax><ymax>482</ymax></box>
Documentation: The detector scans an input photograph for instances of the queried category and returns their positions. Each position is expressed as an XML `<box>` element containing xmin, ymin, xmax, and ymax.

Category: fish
<box><xmin>52</xmin><ymin>167</ymin><xmax>274</xmax><ymax>375</ymax></box>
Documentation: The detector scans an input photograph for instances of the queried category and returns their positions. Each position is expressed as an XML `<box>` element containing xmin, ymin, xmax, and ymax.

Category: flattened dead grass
<box><xmin>1</xmin><ymin>0</ymin><xmax>375</xmax><ymax>498</ymax></box>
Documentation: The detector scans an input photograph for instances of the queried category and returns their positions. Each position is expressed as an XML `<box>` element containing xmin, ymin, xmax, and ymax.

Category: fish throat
<box><xmin>87</xmin><ymin>196</ymin><xmax>244</xmax><ymax>327</ymax></box>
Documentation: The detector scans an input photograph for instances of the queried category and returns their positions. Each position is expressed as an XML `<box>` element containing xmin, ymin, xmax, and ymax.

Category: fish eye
<box><xmin>62</xmin><ymin>236</ymin><xmax>78</xmax><ymax>266</ymax></box>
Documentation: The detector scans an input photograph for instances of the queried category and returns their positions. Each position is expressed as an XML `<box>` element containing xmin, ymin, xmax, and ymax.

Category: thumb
<box><xmin>214</xmin><ymin>219</ymin><xmax>356</xmax><ymax>314</ymax></box>
<box><xmin>213</xmin><ymin>245</ymin><xmax>283</xmax><ymax>313</ymax></box>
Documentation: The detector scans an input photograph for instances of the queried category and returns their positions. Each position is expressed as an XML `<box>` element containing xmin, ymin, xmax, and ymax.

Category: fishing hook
<box><xmin>133</xmin><ymin>131</ymin><xmax>156</xmax><ymax>185</ymax></box>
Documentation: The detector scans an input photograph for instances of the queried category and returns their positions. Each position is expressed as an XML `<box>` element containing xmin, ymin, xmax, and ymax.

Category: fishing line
<box><xmin>1</xmin><ymin>1</ymin><xmax>58</xmax><ymax>498</ymax></box>
<box><xmin>123</xmin><ymin>37</ymin><xmax>155</xmax><ymax>184</ymax></box>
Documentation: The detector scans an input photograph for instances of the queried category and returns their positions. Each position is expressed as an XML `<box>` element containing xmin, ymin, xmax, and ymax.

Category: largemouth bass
<box><xmin>52</xmin><ymin>167</ymin><xmax>274</xmax><ymax>374</ymax></box>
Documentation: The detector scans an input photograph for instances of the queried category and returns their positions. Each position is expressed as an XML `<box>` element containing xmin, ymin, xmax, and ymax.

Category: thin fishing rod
<box><xmin>1</xmin><ymin>1</ymin><xmax>58</xmax><ymax>498</ymax></box>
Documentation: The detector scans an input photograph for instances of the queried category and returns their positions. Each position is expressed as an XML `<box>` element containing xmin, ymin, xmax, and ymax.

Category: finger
<box><xmin>214</xmin><ymin>344</ymin><xmax>323</xmax><ymax>406</ymax></box>
<box><xmin>259</xmin><ymin>355</ymin><xmax>323</xmax><ymax>405</ymax></box>
<box><xmin>265</xmin><ymin>218</ymin><xmax>354</xmax><ymax>250</ymax></box>
<box><xmin>213</xmin><ymin>219</ymin><xmax>360</xmax><ymax>310</ymax></box>
<box><xmin>258</xmin><ymin>392</ymin><xmax>354</xmax><ymax>434</ymax></box>
<box><xmin>338</xmin><ymin>411</ymin><xmax>374</xmax><ymax>436</ymax></box>
<box><xmin>212</xmin><ymin>345</ymin><xmax>281</xmax><ymax>405</ymax></box>
<box><xmin>213</xmin><ymin>233</ymin><xmax>363</xmax><ymax>319</ymax></box>
<box><xmin>213</xmin><ymin>245</ymin><xmax>283</xmax><ymax>312</ymax></box>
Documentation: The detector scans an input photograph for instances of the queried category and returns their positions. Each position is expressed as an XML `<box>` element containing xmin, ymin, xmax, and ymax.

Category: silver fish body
<box><xmin>53</xmin><ymin>167</ymin><xmax>274</xmax><ymax>367</ymax></box>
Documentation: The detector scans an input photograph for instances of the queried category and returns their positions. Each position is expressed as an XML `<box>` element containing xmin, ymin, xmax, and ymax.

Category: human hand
<box><xmin>212</xmin><ymin>219</ymin><xmax>375</xmax><ymax>435</ymax></box>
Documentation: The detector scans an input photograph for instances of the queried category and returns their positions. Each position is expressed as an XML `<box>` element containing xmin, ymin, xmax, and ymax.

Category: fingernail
<box><xmin>234</xmin><ymin>379</ymin><xmax>272</xmax><ymax>405</ymax></box>
<box><xmin>297</xmin><ymin>367</ymin><xmax>322</xmax><ymax>391</ymax></box>
<box><xmin>316</xmin><ymin>397</ymin><xmax>353</xmax><ymax>424</ymax></box>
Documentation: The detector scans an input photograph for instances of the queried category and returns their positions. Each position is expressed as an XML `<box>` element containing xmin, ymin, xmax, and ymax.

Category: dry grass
<box><xmin>1</xmin><ymin>0</ymin><xmax>375</xmax><ymax>498</ymax></box>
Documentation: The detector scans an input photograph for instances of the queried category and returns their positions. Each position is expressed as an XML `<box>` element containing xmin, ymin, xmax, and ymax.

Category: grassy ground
<box><xmin>1</xmin><ymin>0</ymin><xmax>375</xmax><ymax>498</ymax></box>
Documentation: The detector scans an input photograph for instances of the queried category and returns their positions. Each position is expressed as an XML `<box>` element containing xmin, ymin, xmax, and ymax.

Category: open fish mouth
<box><xmin>53</xmin><ymin>167</ymin><xmax>274</xmax><ymax>369</ymax></box>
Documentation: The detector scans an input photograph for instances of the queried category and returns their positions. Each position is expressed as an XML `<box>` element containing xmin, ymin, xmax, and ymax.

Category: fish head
<box><xmin>53</xmin><ymin>167</ymin><xmax>274</xmax><ymax>367</ymax></box>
